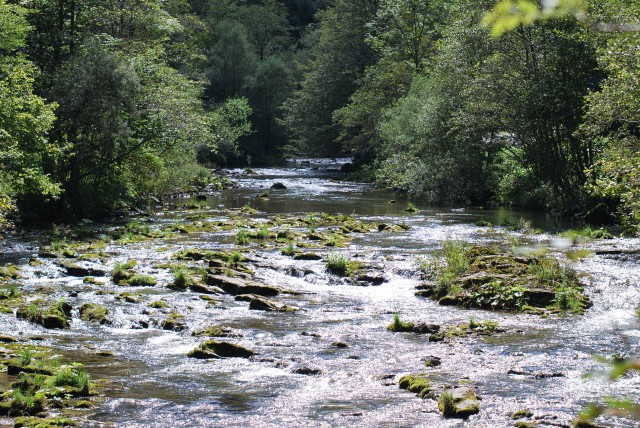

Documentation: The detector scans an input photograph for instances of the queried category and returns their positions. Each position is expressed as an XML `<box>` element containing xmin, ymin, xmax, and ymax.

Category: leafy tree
<box><xmin>245</xmin><ymin>55</ymin><xmax>293</xmax><ymax>156</ymax></box>
<box><xmin>367</xmin><ymin>0</ymin><xmax>446</xmax><ymax>70</ymax></box>
<box><xmin>282</xmin><ymin>0</ymin><xmax>378</xmax><ymax>155</ymax></box>
<box><xmin>333</xmin><ymin>58</ymin><xmax>414</xmax><ymax>164</ymax></box>
<box><xmin>237</xmin><ymin>0</ymin><xmax>291</xmax><ymax>60</ymax></box>
<box><xmin>205</xmin><ymin>19</ymin><xmax>257</xmax><ymax>101</ymax></box>
<box><xmin>581</xmin><ymin>4</ymin><xmax>640</xmax><ymax>231</ymax></box>
<box><xmin>0</xmin><ymin>0</ymin><xmax>60</xmax><ymax>221</ymax></box>
<box><xmin>199</xmin><ymin>97</ymin><xmax>253</xmax><ymax>166</ymax></box>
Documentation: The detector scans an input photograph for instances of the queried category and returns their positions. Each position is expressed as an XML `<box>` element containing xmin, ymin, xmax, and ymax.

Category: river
<box><xmin>1</xmin><ymin>159</ymin><xmax>639</xmax><ymax>427</ymax></box>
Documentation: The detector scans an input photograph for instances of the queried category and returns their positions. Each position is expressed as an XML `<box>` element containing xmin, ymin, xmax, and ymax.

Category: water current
<box><xmin>1</xmin><ymin>159</ymin><xmax>639</xmax><ymax>427</ymax></box>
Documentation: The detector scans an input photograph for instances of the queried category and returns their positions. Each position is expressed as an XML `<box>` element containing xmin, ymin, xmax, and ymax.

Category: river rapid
<box><xmin>1</xmin><ymin>159</ymin><xmax>639</xmax><ymax>428</ymax></box>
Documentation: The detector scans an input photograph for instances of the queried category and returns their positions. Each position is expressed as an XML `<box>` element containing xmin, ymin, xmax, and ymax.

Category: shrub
<box><xmin>326</xmin><ymin>252</ymin><xmax>349</xmax><ymax>276</ymax></box>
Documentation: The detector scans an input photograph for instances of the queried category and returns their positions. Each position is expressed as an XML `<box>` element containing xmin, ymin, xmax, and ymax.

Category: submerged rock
<box><xmin>271</xmin><ymin>182</ymin><xmax>287</xmax><ymax>190</ymax></box>
<box><xmin>438</xmin><ymin>387</ymin><xmax>480</xmax><ymax>419</ymax></box>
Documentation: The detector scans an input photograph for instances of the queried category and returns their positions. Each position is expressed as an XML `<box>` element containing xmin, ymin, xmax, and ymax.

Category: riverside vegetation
<box><xmin>0</xmin><ymin>0</ymin><xmax>640</xmax><ymax>236</ymax></box>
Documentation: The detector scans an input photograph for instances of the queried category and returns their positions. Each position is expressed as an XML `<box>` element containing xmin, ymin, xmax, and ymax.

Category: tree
<box><xmin>205</xmin><ymin>19</ymin><xmax>257</xmax><ymax>101</ymax></box>
<box><xmin>367</xmin><ymin>0</ymin><xmax>446</xmax><ymax>70</ymax></box>
<box><xmin>237</xmin><ymin>0</ymin><xmax>291</xmax><ymax>61</ymax></box>
<box><xmin>282</xmin><ymin>0</ymin><xmax>379</xmax><ymax>156</ymax></box>
<box><xmin>245</xmin><ymin>56</ymin><xmax>293</xmax><ymax>155</ymax></box>
<box><xmin>0</xmin><ymin>0</ymin><xmax>60</xmax><ymax>220</ymax></box>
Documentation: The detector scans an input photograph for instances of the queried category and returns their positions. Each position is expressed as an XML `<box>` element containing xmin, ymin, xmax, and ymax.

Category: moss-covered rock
<box><xmin>57</xmin><ymin>260</ymin><xmax>105</xmax><ymax>277</ymax></box>
<box><xmin>14</xmin><ymin>416</ymin><xmax>77</xmax><ymax>427</ymax></box>
<box><xmin>235</xmin><ymin>294</ymin><xmax>299</xmax><ymax>312</ymax></box>
<box><xmin>438</xmin><ymin>387</ymin><xmax>480</xmax><ymax>419</ymax></box>
<box><xmin>0</xmin><ymin>264</ymin><xmax>23</xmax><ymax>280</ymax></box>
<box><xmin>79</xmin><ymin>303</ymin><xmax>109</xmax><ymax>324</ymax></box>
<box><xmin>512</xmin><ymin>409</ymin><xmax>534</xmax><ymax>420</ymax></box>
<box><xmin>192</xmin><ymin>325</ymin><xmax>236</xmax><ymax>338</ymax></box>
<box><xmin>398</xmin><ymin>374</ymin><xmax>433</xmax><ymax>398</ymax></box>
<box><xmin>16</xmin><ymin>301</ymin><xmax>71</xmax><ymax>329</ymax></box>
<box><xmin>161</xmin><ymin>313</ymin><xmax>187</xmax><ymax>331</ymax></box>
<box><xmin>188</xmin><ymin>340</ymin><xmax>256</xmax><ymax>359</ymax></box>
<box><xmin>149</xmin><ymin>300</ymin><xmax>169</xmax><ymax>309</ymax></box>
<box><xmin>426</xmin><ymin>244</ymin><xmax>591</xmax><ymax>314</ymax></box>
<box><xmin>127</xmin><ymin>275</ymin><xmax>157</xmax><ymax>287</ymax></box>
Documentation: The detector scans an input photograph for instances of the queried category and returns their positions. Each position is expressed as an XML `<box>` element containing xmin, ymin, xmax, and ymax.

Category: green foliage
<box><xmin>204</xmin><ymin>98</ymin><xmax>253</xmax><ymax>167</ymax></box>
<box><xmin>128</xmin><ymin>275</ymin><xmax>157</xmax><ymax>287</ymax></box>
<box><xmin>281</xmin><ymin>241</ymin><xmax>296</xmax><ymax>256</ymax></box>
<box><xmin>483</xmin><ymin>0</ymin><xmax>586</xmax><ymax>37</ymax></box>
<box><xmin>19</xmin><ymin>347</ymin><xmax>34</xmax><ymax>366</ymax></box>
<box><xmin>282</xmin><ymin>0</ymin><xmax>377</xmax><ymax>155</ymax></box>
<box><xmin>0</xmin><ymin>1</ymin><xmax>61</xmax><ymax>219</ymax></box>
<box><xmin>235</xmin><ymin>228</ymin><xmax>251</xmax><ymax>245</ymax></box>
<box><xmin>326</xmin><ymin>252</ymin><xmax>350</xmax><ymax>276</ymax></box>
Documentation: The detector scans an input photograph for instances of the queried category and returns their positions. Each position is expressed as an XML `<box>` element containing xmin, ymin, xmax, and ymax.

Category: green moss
<box><xmin>16</xmin><ymin>300</ymin><xmax>70</xmax><ymax>329</ymax></box>
<box><xmin>79</xmin><ymin>303</ymin><xmax>109</xmax><ymax>324</ymax></box>
<box><xmin>387</xmin><ymin>313</ymin><xmax>415</xmax><ymax>332</ymax></box>
<box><xmin>149</xmin><ymin>300</ymin><xmax>169</xmax><ymax>309</ymax></box>
<box><xmin>398</xmin><ymin>374</ymin><xmax>432</xmax><ymax>398</ymax></box>
<box><xmin>512</xmin><ymin>409</ymin><xmax>534</xmax><ymax>419</ymax></box>
<box><xmin>127</xmin><ymin>275</ymin><xmax>157</xmax><ymax>287</ymax></box>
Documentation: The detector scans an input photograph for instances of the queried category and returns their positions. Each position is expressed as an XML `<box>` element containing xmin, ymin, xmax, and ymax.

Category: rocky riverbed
<box><xmin>0</xmin><ymin>160</ymin><xmax>639</xmax><ymax>427</ymax></box>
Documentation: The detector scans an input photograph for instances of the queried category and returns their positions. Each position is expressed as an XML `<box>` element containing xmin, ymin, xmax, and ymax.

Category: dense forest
<box><xmin>0</xmin><ymin>0</ymin><xmax>639</xmax><ymax>232</ymax></box>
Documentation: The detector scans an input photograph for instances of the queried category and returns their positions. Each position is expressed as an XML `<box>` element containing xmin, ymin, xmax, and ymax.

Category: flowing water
<box><xmin>1</xmin><ymin>159</ymin><xmax>639</xmax><ymax>427</ymax></box>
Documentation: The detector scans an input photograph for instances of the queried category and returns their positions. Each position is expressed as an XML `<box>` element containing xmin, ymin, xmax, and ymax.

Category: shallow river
<box><xmin>1</xmin><ymin>159</ymin><xmax>639</xmax><ymax>427</ymax></box>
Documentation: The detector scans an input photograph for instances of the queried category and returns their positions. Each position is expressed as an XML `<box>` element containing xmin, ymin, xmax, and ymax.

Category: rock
<box><xmin>192</xmin><ymin>340</ymin><xmax>256</xmax><ymax>358</ymax></box>
<box><xmin>162</xmin><ymin>313</ymin><xmax>187</xmax><ymax>331</ymax></box>
<box><xmin>398</xmin><ymin>374</ymin><xmax>432</xmax><ymax>398</ymax></box>
<box><xmin>206</xmin><ymin>274</ymin><xmax>281</xmax><ymax>297</ymax></box>
<box><xmin>455</xmin><ymin>271</ymin><xmax>510</xmax><ymax>288</ymax></box>
<box><xmin>293</xmin><ymin>253</ymin><xmax>323</xmax><ymax>261</ymax></box>
<box><xmin>189</xmin><ymin>282</ymin><xmax>223</xmax><ymax>295</ymax></box>
<box><xmin>235</xmin><ymin>294</ymin><xmax>299</xmax><ymax>312</ymax></box>
<box><xmin>16</xmin><ymin>303</ymin><xmax>71</xmax><ymax>329</ymax></box>
<box><xmin>0</xmin><ymin>334</ymin><xmax>17</xmax><ymax>343</ymax></box>
<box><xmin>58</xmin><ymin>260</ymin><xmax>106</xmax><ymax>277</ymax></box>
<box><xmin>438</xmin><ymin>387</ymin><xmax>480</xmax><ymax>419</ymax></box>
<box><xmin>523</xmin><ymin>288</ymin><xmax>556</xmax><ymax>307</ymax></box>
<box><xmin>439</xmin><ymin>295</ymin><xmax>464</xmax><ymax>306</ymax></box>
<box><xmin>271</xmin><ymin>182</ymin><xmax>287</xmax><ymax>190</ymax></box>
<box><xmin>42</xmin><ymin>313</ymin><xmax>70</xmax><ymax>329</ymax></box>
<box><xmin>331</xmin><ymin>342</ymin><xmax>349</xmax><ymax>348</ymax></box>
<box><xmin>187</xmin><ymin>348</ymin><xmax>220</xmax><ymax>359</ymax></box>
<box><xmin>192</xmin><ymin>325</ymin><xmax>236</xmax><ymax>338</ymax></box>
<box><xmin>7</xmin><ymin>363</ymin><xmax>54</xmax><ymax>376</ymax></box>
<box><xmin>354</xmin><ymin>272</ymin><xmax>385</xmax><ymax>286</ymax></box>
<box><xmin>79</xmin><ymin>303</ymin><xmax>109</xmax><ymax>324</ymax></box>
<box><xmin>291</xmin><ymin>366</ymin><xmax>323</xmax><ymax>376</ymax></box>
<box><xmin>511</xmin><ymin>409</ymin><xmax>534</xmax><ymax>419</ymax></box>
<box><xmin>423</xmin><ymin>356</ymin><xmax>442</xmax><ymax>367</ymax></box>
<box><xmin>572</xmin><ymin>417</ymin><xmax>602</xmax><ymax>428</ymax></box>
<box><xmin>428</xmin><ymin>331</ymin><xmax>446</xmax><ymax>342</ymax></box>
